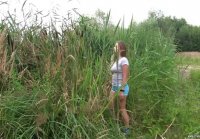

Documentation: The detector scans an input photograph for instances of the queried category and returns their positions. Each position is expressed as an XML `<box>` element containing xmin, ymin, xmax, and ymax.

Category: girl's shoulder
<box><xmin>119</xmin><ymin>57</ymin><xmax>129</xmax><ymax>65</ymax></box>
<box><xmin>120</xmin><ymin>57</ymin><xmax>128</xmax><ymax>60</ymax></box>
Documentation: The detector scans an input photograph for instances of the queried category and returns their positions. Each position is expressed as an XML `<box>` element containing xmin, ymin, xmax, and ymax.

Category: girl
<box><xmin>110</xmin><ymin>41</ymin><xmax>130</xmax><ymax>135</ymax></box>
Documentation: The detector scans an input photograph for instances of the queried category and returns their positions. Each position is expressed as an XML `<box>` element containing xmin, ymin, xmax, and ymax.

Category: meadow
<box><xmin>0</xmin><ymin>10</ymin><xmax>200</xmax><ymax>139</ymax></box>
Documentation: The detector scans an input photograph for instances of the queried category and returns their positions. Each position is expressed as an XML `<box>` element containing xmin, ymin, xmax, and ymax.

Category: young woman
<box><xmin>110</xmin><ymin>41</ymin><xmax>130</xmax><ymax>134</ymax></box>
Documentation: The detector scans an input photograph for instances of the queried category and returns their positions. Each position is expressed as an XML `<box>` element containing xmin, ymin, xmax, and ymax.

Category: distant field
<box><xmin>176</xmin><ymin>51</ymin><xmax>200</xmax><ymax>58</ymax></box>
<box><xmin>177</xmin><ymin>52</ymin><xmax>200</xmax><ymax>58</ymax></box>
<box><xmin>176</xmin><ymin>52</ymin><xmax>200</xmax><ymax>79</ymax></box>
<box><xmin>176</xmin><ymin>51</ymin><xmax>200</xmax><ymax>66</ymax></box>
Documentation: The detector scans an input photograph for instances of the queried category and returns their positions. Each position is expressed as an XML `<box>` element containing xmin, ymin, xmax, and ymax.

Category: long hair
<box><xmin>116</xmin><ymin>41</ymin><xmax>126</xmax><ymax>57</ymax></box>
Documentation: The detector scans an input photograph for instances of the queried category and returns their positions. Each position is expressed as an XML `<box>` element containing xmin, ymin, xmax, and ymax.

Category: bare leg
<box><xmin>119</xmin><ymin>94</ymin><xmax>129</xmax><ymax>128</ymax></box>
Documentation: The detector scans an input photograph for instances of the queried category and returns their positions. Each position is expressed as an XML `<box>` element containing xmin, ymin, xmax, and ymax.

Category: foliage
<box><xmin>149</xmin><ymin>10</ymin><xmax>200</xmax><ymax>52</ymax></box>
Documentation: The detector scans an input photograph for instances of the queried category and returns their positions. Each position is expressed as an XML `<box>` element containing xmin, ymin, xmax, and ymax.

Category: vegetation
<box><xmin>0</xmin><ymin>6</ymin><xmax>200</xmax><ymax>139</ymax></box>
<box><xmin>149</xmin><ymin>10</ymin><xmax>200</xmax><ymax>52</ymax></box>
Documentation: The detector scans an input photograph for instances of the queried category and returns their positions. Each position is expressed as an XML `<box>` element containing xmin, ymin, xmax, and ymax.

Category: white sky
<box><xmin>0</xmin><ymin>0</ymin><xmax>200</xmax><ymax>27</ymax></box>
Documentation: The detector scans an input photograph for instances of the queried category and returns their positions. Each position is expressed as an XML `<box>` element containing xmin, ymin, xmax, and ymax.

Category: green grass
<box><xmin>171</xmin><ymin>55</ymin><xmax>200</xmax><ymax>138</ymax></box>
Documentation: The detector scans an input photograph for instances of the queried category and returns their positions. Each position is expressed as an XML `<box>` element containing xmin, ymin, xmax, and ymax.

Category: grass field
<box><xmin>171</xmin><ymin>52</ymin><xmax>200</xmax><ymax>139</ymax></box>
<box><xmin>176</xmin><ymin>52</ymin><xmax>200</xmax><ymax>65</ymax></box>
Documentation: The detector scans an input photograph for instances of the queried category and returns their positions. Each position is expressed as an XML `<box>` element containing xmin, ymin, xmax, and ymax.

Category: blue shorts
<box><xmin>111</xmin><ymin>84</ymin><xmax>129</xmax><ymax>96</ymax></box>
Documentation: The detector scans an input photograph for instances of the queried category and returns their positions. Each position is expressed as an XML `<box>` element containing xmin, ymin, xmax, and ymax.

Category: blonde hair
<box><xmin>116</xmin><ymin>41</ymin><xmax>126</xmax><ymax>57</ymax></box>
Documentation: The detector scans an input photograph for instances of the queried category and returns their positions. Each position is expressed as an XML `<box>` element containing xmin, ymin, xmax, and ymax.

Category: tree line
<box><xmin>149</xmin><ymin>11</ymin><xmax>200</xmax><ymax>52</ymax></box>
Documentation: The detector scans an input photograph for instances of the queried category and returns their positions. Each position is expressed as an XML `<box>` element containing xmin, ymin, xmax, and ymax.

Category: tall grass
<box><xmin>0</xmin><ymin>6</ymin><xmax>199</xmax><ymax>139</ymax></box>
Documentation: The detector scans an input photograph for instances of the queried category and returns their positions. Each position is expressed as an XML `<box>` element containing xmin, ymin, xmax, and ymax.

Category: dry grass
<box><xmin>0</xmin><ymin>28</ymin><xmax>16</xmax><ymax>76</ymax></box>
<box><xmin>35</xmin><ymin>113</ymin><xmax>48</xmax><ymax>127</ymax></box>
<box><xmin>0</xmin><ymin>28</ymin><xmax>7</xmax><ymax>74</ymax></box>
<box><xmin>176</xmin><ymin>52</ymin><xmax>200</xmax><ymax>58</ymax></box>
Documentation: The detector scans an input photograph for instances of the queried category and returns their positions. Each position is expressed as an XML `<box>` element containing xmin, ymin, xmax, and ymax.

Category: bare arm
<box><xmin>122</xmin><ymin>64</ymin><xmax>129</xmax><ymax>87</ymax></box>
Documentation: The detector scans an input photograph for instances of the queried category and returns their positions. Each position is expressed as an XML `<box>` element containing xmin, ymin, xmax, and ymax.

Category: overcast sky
<box><xmin>0</xmin><ymin>0</ymin><xmax>200</xmax><ymax>27</ymax></box>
